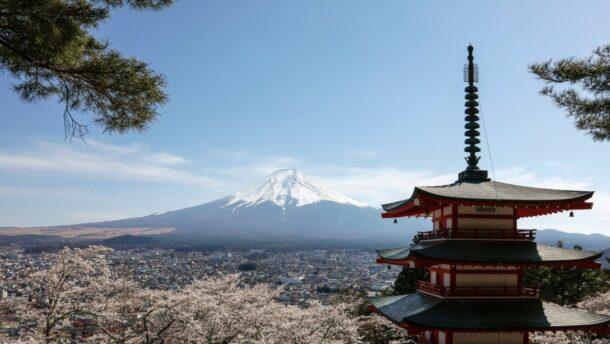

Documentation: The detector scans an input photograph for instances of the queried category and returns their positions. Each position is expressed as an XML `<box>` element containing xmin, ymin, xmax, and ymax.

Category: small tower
<box><xmin>459</xmin><ymin>45</ymin><xmax>488</xmax><ymax>181</ymax></box>
<box><xmin>368</xmin><ymin>46</ymin><xmax>610</xmax><ymax>344</ymax></box>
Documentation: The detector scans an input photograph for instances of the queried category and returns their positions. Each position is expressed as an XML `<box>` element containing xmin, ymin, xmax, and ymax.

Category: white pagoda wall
<box><xmin>457</xmin><ymin>217</ymin><xmax>513</xmax><ymax>230</ymax></box>
<box><xmin>457</xmin><ymin>206</ymin><xmax>514</xmax><ymax>216</ymax></box>
<box><xmin>456</xmin><ymin>205</ymin><xmax>515</xmax><ymax>230</ymax></box>
<box><xmin>438</xmin><ymin>331</ymin><xmax>446</xmax><ymax>344</ymax></box>
<box><xmin>453</xmin><ymin>332</ymin><xmax>523</xmax><ymax>344</ymax></box>
<box><xmin>455</xmin><ymin>273</ymin><xmax>517</xmax><ymax>287</ymax></box>
<box><xmin>432</xmin><ymin>205</ymin><xmax>519</xmax><ymax>231</ymax></box>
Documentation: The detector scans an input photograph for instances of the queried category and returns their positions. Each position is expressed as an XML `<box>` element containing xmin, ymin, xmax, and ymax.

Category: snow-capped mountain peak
<box><xmin>225</xmin><ymin>169</ymin><xmax>366</xmax><ymax>209</ymax></box>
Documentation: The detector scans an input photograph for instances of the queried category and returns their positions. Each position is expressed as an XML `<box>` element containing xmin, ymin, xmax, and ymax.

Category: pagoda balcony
<box><xmin>418</xmin><ymin>228</ymin><xmax>536</xmax><ymax>240</ymax></box>
<box><xmin>416</xmin><ymin>280</ymin><xmax>538</xmax><ymax>297</ymax></box>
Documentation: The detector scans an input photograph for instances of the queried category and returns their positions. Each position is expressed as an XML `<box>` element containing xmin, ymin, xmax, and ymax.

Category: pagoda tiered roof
<box><xmin>382</xmin><ymin>179</ymin><xmax>593</xmax><ymax>219</ymax></box>
<box><xmin>369</xmin><ymin>45</ymin><xmax>610</xmax><ymax>340</ymax></box>
<box><xmin>377</xmin><ymin>240</ymin><xmax>602</xmax><ymax>268</ymax></box>
<box><xmin>369</xmin><ymin>293</ymin><xmax>610</xmax><ymax>333</ymax></box>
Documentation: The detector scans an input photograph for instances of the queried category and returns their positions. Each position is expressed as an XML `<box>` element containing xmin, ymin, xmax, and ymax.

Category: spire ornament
<box><xmin>458</xmin><ymin>45</ymin><xmax>489</xmax><ymax>181</ymax></box>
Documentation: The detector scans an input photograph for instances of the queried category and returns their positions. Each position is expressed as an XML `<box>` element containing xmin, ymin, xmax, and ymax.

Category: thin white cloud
<box><xmin>0</xmin><ymin>140</ymin><xmax>217</xmax><ymax>187</ymax></box>
<box><xmin>68</xmin><ymin>211</ymin><xmax>135</xmax><ymax>223</ymax></box>
<box><xmin>0</xmin><ymin>185</ymin><xmax>79</xmax><ymax>198</ymax></box>
<box><xmin>1</xmin><ymin>139</ymin><xmax>609</xmax><ymax>234</ymax></box>
<box><xmin>80</xmin><ymin>139</ymin><xmax>145</xmax><ymax>155</ymax></box>
<box><xmin>203</xmin><ymin>148</ymin><xmax>250</xmax><ymax>160</ymax></box>
<box><xmin>484</xmin><ymin>166</ymin><xmax>610</xmax><ymax>234</ymax></box>
<box><xmin>312</xmin><ymin>165</ymin><xmax>610</xmax><ymax>235</ymax></box>
<box><xmin>55</xmin><ymin>139</ymin><xmax>189</xmax><ymax>165</ymax></box>
<box><xmin>345</xmin><ymin>149</ymin><xmax>380</xmax><ymax>159</ymax></box>
<box><xmin>495</xmin><ymin>166</ymin><xmax>591</xmax><ymax>190</ymax></box>
<box><xmin>313</xmin><ymin>167</ymin><xmax>454</xmax><ymax>207</ymax></box>
<box><xmin>218</xmin><ymin>156</ymin><xmax>300</xmax><ymax>183</ymax></box>
<box><xmin>522</xmin><ymin>191</ymin><xmax>610</xmax><ymax>236</ymax></box>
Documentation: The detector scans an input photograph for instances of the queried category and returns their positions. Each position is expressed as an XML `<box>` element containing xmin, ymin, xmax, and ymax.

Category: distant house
<box><xmin>0</xmin><ymin>287</ymin><xmax>8</xmax><ymax>299</ymax></box>
<box><xmin>277</xmin><ymin>276</ymin><xmax>303</xmax><ymax>285</ymax></box>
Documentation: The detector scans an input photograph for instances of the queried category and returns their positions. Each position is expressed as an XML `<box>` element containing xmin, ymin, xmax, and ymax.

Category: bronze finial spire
<box><xmin>458</xmin><ymin>45</ymin><xmax>489</xmax><ymax>181</ymax></box>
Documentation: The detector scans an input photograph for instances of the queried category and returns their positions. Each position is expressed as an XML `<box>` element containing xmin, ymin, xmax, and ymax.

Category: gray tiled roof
<box><xmin>370</xmin><ymin>293</ymin><xmax>610</xmax><ymax>329</ymax></box>
<box><xmin>383</xmin><ymin>180</ymin><xmax>593</xmax><ymax>211</ymax></box>
<box><xmin>377</xmin><ymin>241</ymin><xmax>602</xmax><ymax>264</ymax></box>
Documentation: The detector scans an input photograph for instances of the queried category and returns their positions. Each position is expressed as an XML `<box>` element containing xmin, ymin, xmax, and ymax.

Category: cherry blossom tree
<box><xmin>4</xmin><ymin>246</ymin><xmax>363</xmax><ymax>344</ymax></box>
<box><xmin>91</xmin><ymin>277</ymin><xmax>189</xmax><ymax>344</ymax></box>
<box><xmin>530</xmin><ymin>290</ymin><xmax>610</xmax><ymax>344</ymax></box>
<box><xmin>357</xmin><ymin>314</ymin><xmax>412</xmax><ymax>344</ymax></box>
<box><xmin>6</xmin><ymin>246</ymin><xmax>112</xmax><ymax>343</ymax></box>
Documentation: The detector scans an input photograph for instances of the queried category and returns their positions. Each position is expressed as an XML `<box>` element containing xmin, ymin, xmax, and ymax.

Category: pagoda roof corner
<box><xmin>369</xmin><ymin>293</ymin><xmax>610</xmax><ymax>332</ymax></box>
<box><xmin>381</xmin><ymin>179</ymin><xmax>594</xmax><ymax>218</ymax></box>
<box><xmin>377</xmin><ymin>241</ymin><xmax>603</xmax><ymax>267</ymax></box>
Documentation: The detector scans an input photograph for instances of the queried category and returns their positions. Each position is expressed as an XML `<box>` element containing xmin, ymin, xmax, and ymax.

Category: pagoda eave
<box><xmin>382</xmin><ymin>180</ymin><xmax>594</xmax><ymax>219</ymax></box>
<box><xmin>368</xmin><ymin>306</ymin><xmax>610</xmax><ymax>335</ymax></box>
<box><xmin>378</xmin><ymin>316</ymin><xmax>610</xmax><ymax>336</ymax></box>
<box><xmin>382</xmin><ymin>196</ymin><xmax>593</xmax><ymax>219</ymax></box>
<box><xmin>377</xmin><ymin>256</ymin><xmax>602</xmax><ymax>269</ymax></box>
<box><xmin>368</xmin><ymin>294</ymin><xmax>610</xmax><ymax>334</ymax></box>
<box><xmin>376</xmin><ymin>241</ymin><xmax>603</xmax><ymax>269</ymax></box>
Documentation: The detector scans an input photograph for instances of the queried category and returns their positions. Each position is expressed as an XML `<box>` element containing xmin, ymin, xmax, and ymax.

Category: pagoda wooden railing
<box><xmin>417</xmin><ymin>280</ymin><xmax>538</xmax><ymax>297</ymax></box>
<box><xmin>418</xmin><ymin>228</ymin><xmax>536</xmax><ymax>240</ymax></box>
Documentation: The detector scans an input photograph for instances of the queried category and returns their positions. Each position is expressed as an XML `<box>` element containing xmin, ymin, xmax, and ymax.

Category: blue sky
<box><xmin>1</xmin><ymin>1</ymin><xmax>610</xmax><ymax>234</ymax></box>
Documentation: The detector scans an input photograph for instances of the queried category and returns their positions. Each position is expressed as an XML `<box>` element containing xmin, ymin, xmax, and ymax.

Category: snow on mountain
<box><xmin>63</xmin><ymin>168</ymin><xmax>428</xmax><ymax>246</ymax></box>
<box><xmin>225</xmin><ymin>169</ymin><xmax>366</xmax><ymax>209</ymax></box>
<box><xmin>20</xmin><ymin>168</ymin><xmax>610</xmax><ymax>249</ymax></box>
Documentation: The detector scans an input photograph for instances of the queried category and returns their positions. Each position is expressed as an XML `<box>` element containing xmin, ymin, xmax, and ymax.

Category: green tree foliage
<box><xmin>530</xmin><ymin>45</ymin><xmax>610</xmax><ymax>141</ymax></box>
<box><xmin>393</xmin><ymin>265</ymin><xmax>428</xmax><ymax>295</ymax></box>
<box><xmin>392</xmin><ymin>234</ymin><xmax>428</xmax><ymax>295</ymax></box>
<box><xmin>524</xmin><ymin>267</ymin><xmax>609</xmax><ymax>306</ymax></box>
<box><xmin>411</xmin><ymin>232</ymin><xmax>423</xmax><ymax>245</ymax></box>
<box><xmin>0</xmin><ymin>0</ymin><xmax>172</xmax><ymax>138</ymax></box>
<box><xmin>524</xmin><ymin>242</ymin><xmax>610</xmax><ymax>306</ymax></box>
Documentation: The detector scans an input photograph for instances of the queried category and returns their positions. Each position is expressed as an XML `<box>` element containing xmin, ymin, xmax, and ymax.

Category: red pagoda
<box><xmin>369</xmin><ymin>46</ymin><xmax>610</xmax><ymax>344</ymax></box>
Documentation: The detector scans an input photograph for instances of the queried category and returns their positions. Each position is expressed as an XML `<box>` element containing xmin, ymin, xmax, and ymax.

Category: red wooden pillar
<box><xmin>446</xmin><ymin>330</ymin><xmax>453</xmax><ymax>344</ymax></box>
<box><xmin>523</xmin><ymin>331</ymin><xmax>529</xmax><ymax>344</ymax></box>
<box><xmin>450</xmin><ymin>265</ymin><xmax>456</xmax><ymax>294</ymax></box>
<box><xmin>451</xmin><ymin>203</ymin><xmax>457</xmax><ymax>237</ymax></box>
<box><xmin>513</xmin><ymin>213</ymin><xmax>518</xmax><ymax>236</ymax></box>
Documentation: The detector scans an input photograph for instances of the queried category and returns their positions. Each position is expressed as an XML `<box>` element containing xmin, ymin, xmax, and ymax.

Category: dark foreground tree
<box><xmin>530</xmin><ymin>45</ymin><xmax>610</xmax><ymax>141</ymax></box>
<box><xmin>524</xmin><ymin>243</ymin><xmax>610</xmax><ymax>306</ymax></box>
<box><xmin>0</xmin><ymin>0</ymin><xmax>172</xmax><ymax>138</ymax></box>
<box><xmin>393</xmin><ymin>233</ymin><xmax>428</xmax><ymax>295</ymax></box>
<box><xmin>393</xmin><ymin>265</ymin><xmax>428</xmax><ymax>295</ymax></box>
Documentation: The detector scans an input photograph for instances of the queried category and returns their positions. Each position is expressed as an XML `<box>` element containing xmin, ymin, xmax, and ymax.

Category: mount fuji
<box><xmin>5</xmin><ymin>169</ymin><xmax>610</xmax><ymax>249</ymax></box>
<box><xmin>226</xmin><ymin>169</ymin><xmax>366</xmax><ymax>210</ymax></box>
<box><xmin>64</xmin><ymin>169</ymin><xmax>427</xmax><ymax>247</ymax></box>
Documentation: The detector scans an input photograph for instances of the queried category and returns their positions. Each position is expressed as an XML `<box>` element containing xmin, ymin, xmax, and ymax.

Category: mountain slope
<box><xmin>5</xmin><ymin>169</ymin><xmax>610</xmax><ymax>249</ymax></box>
<box><xmin>226</xmin><ymin>169</ymin><xmax>365</xmax><ymax>209</ymax></box>
<box><xmin>535</xmin><ymin>229</ymin><xmax>610</xmax><ymax>251</ymax></box>
<box><xmin>72</xmin><ymin>169</ymin><xmax>427</xmax><ymax>245</ymax></box>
